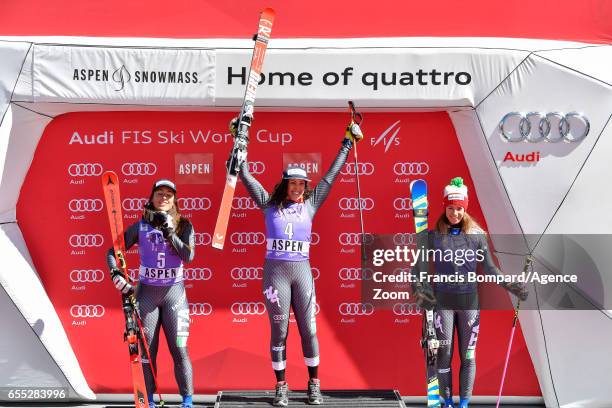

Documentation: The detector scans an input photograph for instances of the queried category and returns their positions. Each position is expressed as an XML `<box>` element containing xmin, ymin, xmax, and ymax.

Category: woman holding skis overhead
<box><xmin>413</xmin><ymin>177</ymin><xmax>528</xmax><ymax>408</ymax></box>
<box><xmin>231</xmin><ymin>117</ymin><xmax>363</xmax><ymax>406</ymax></box>
<box><xmin>106</xmin><ymin>179</ymin><xmax>195</xmax><ymax>408</ymax></box>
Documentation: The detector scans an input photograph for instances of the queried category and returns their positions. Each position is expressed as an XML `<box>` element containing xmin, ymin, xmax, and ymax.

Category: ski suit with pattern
<box><xmin>106</xmin><ymin>219</ymin><xmax>195</xmax><ymax>396</ymax></box>
<box><xmin>238</xmin><ymin>144</ymin><xmax>349</xmax><ymax>370</ymax></box>
<box><xmin>426</xmin><ymin>227</ymin><xmax>502</xmax><ymax>402</ymax></box>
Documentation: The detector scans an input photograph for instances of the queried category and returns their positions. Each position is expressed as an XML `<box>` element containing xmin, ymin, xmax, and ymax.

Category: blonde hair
<box><xmin>435</xmin><ymin>210</ymin><xmax>484</xmax><ymax>235</ymax></box>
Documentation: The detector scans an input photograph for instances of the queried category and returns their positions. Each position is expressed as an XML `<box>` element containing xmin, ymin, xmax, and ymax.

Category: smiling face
<box><xmin>286</xmin><ymin>179</ymin><xmax>306</xmax><ymax>202</ymax></box>
<box><xmin>445</xmin><ymin>204</ymin><xmax>465</xmax><ymax>225</ymax></box>
<box><xmin>152</xmin><ymin>186</ymin><xmax>175</xmax><ymax>212</ymax></box>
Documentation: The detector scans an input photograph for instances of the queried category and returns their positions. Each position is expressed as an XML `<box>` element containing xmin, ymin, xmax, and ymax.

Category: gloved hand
<box><xmin>110</xmin><ymin>268</ymin><xmax>134</xmax><ymax>295</ymax></box>
<box><xmin>413</xmin><ymin>282</ymin><xmax>437</xmax><ymax>310</ymax></box>
<box><xmin>345</xmin><ymin>120</ymin><xmax>364</xmax><ymax>143</ymax></box>
<box><xmin>159</xmin><ymin>212</ymin><xmax>175</xmax><ymax>239</ymax></box>
<box><xmin>502</xmin><ymin>281</ymin><xmax>529</xmax><ymax>301</ymax></box>
<box><xmin>229</xmin><ymin>116</ymin><xmax>239</xmax><ymax>137</ymax></box>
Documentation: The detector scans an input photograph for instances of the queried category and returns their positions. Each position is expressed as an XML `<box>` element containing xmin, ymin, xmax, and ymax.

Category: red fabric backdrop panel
<box><xmin>17</xmin><ymin>111</ymin><xmax>540</xmax><ymax>396</ymax></box>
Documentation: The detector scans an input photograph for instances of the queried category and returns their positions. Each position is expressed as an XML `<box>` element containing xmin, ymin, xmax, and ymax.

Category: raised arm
<box><xmin>308</xmin><ymin>139</ymin><xmax>352</xmax><ymax>211</ymax></box>
<box><xmin>238</xmin><ymin>160</ymin><xmax>270</xmax><ymax>209</ymax></box>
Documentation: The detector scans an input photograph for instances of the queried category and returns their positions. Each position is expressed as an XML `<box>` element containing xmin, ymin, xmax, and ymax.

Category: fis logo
<box><xmin>371</xmin><ymin>121</ymin><xmax>401</xmax><ymax>152</ymax></box>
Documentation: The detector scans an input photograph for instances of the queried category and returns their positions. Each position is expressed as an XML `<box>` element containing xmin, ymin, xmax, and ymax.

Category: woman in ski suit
<box><xmin>413</xmin><ymin>177</ymin><xmax>528</xmax><ymax>408</ymax></box>
<box><xmin>235</xmin><ymin>119</ymin><xmax>363</xmax><ymax>406</ymax></box>
<box><xmin>107</xmin><ymin>179</ymin><xmax>195</xmax><ymax>408</ymax></box>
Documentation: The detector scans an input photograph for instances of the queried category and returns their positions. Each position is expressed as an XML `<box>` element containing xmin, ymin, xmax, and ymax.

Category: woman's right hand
<box><xmin>110</xmin><ymin>268</ymin><xmax>134</xmax><ymax>295</ymax></box>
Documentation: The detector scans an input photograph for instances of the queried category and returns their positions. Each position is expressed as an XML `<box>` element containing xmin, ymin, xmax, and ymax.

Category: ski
<box><xmin>102</xmin><ymin>171</ymin><xmax>149</xmax><ymax>408</ymax></box>
<box><xmin>410</xmin><ymin>179</ymin><xmax>440</xmax><ymax>408</ymax></box>
<box><xmin>212</xmin><ymin>7</ymin><xmax>276</xmax><ymax>250</ymax></box>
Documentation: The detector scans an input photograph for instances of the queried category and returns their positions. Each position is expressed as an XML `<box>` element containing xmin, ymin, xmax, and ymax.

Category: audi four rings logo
<box><xmin>393</xmin><ymin>303</ymin><xmax>422</xmax><ymax>316</ymax></box>
<box><xmin>68</xmin><ymin>163</ymin><xmax>103</xmax><ymax>177</ymax></box>
<box><xmin>231</xmin><ymin>302</ymin><xmax>266</xmax><ymax>315</ymax></box>
<box><xmin>393</xmin><ymin>233</ymin><xmax>416</xmax><ymax>246</ymax></box>
<box><xmin>178</xmin><ymin>197</ymin><xmax>211</xmax><ymax>211</ymax></box>
<box><xmin>311</xmin><ymin>233</ymin><xmax>320</xmax><ymax>246</ymax></box>
<box><xmin>122</xmin><ymin>198</ymin><xmax>147</xmax><ymax>212</ymax></box>
<box><xmin>393</xmin><ymin>198</ymin><xmax>413</xmax><ymax>211</ymax></box>
<box><xmin>70</xmin><ymin>305</ymin><xmax>105</xmax><ymax>318</ymax></box>
<box><xmin>338</xmin><ymin>268</ymin><xmax>373</xmax><ymax>281</ymax></box>
<box><xmin>231</xmin><ymin>232</ymin><xmax>266</xmax><ymax>245</ymax></box>
<box><xmin>312</xmin><ymin>267</ymin><xmax>320</xmax><ymax>280</ymax></box>
<box><xmin>195</xmin><ymin>233</ymin><xmax>212</xmax><ymax>246</ymax></box>
<box><xmin>340</xmin><ymin>162</ymin><xmax>375</xmax><ymax>176</ymax></box>
<box><xmin>70</xmin><ymin>269</ymin><xmax>104</xmax><ymax>283</ymax></box>
<box><xmin>232</xmin><ymin>197</ymin><xmax>258</xmax><ymax>210</ymax></box>
<box><xmin>338</xmin><ymin>303</ymin><xmax>375</xmax><ymax>316</ymax></box>
<box><xmin>69</xmin><ymin>199</ymin><xmax>104</xmax><ymax>212</ymax></box>
<box><xmin>338</xmin><ymin>232</ymin><xmax>374</xmax><ymax>246</ymax></box>
<box><xmin>500</xmin><ymin>112</ymin><xmax>590</xmax><ymax>143</ymax></box>
<box><xmin>189</xmin><ymin>303</ymin><xmax>213</xmax><ymax>316</ymax></box>
<box><xmin>121</xmin><ymin>162</ymin><xmax>157</xmax><ymax>176</ymax></box>
<box><xmin>393</xmin><ymin>162</ymin><xmax>430</xmax><ymax>175</ymax></box>
<box><xmin>248</xmin><ymin>161</ymin><xmax>266</xmax><ymax>175</ymax></box>
<box><xmin>338</xmin><ymin>197</ymin><xmax>375</xmax><ymax>211</ymax></box>
<box><xmin>184</xmin><ymin>268</ymin><xmax>212</xmax><ymax>281</ymax></box>
<box><xmin>69</xmin><ymin>234</ymin><xmax>104</xmax><ymax>248</ymax></box>
<box><xmin>231</xmin><ymin>267</ymin><xmax>263</xmax><ymax>280</ymax></box>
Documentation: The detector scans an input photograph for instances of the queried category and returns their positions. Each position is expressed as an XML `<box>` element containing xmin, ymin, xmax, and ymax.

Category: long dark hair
<box><xmin>267</xmin><ymin>179</ymin><xmax>313</xmax><ymax>209</ymax></box>
<box><xmin>143</xmin><ymin>192</ymin><xmax>188</xmax><ymax>235</ymax></box>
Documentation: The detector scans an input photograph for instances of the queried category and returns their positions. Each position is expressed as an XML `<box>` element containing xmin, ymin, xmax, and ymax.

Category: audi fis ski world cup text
<box><xmin>68</xmin><ymin>129</ymin><xmax>293</xmax><ymax>146</ymax></box>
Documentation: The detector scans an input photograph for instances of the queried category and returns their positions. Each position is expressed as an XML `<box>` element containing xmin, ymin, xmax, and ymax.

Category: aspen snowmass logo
<box><xmin>73</xmin><ymin>65</ymin><xmax>200</xmax><ymax>91</ymax></box>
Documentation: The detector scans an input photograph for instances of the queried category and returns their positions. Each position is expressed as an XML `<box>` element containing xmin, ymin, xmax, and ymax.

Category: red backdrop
<box><xmin>17</xmin><ymin>111</ymin><xmax>540</xmax><ymax>396</ymax></box>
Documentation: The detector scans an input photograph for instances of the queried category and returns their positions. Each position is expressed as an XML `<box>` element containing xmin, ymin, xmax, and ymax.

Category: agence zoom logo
<box><xmin>338</xmin><ymin>232</ymin><xmax>374</xmax><ymax>246</ymax></box>
<box><xmin>338</xmin><ymin>303</ymin><xmax>375</xmax><ymax>316</ymax></box>
<box><xmin>393</xmin><ymin>162</ymin><xmax>429</xmax><ymax>175</ymax></box>
<box><xmin>69</xmin><ymin>234</ymin><xmax>104</xmax><ymax>248</ymax></box>
<box><xmin>231</xmin><ymin>232</ymin><xmax>266</xmax><ymax>245</ymax></box>
<box><xmin>70</xmin><ymin>269</ymin><xmax>105</xmax><ymax>283</ymax></box>
<box><xmin>121</xmin><ymin>162</ymin><xmax>157</xmax><ymax>176</ymax></box>
<box><xmin>70</xmin><ymin>305</ymin><xmax>105</xmax><ymax>318</ymax></box>
<box><xmin>340</xmin><ymin>162</ymin><xmax>375</xmax><ymax>176</ymax></box>
<box><xmin>231</xmin><ymin>267</ymin><xmax>263</xmax><ymax>280</ymax></box>
<box><xmin>68</xmin><ymin>163</ymin><xmax>103</xmax><ymax>177</ymax></box>
<box><xmin>231</xmin><ymin>302</ymin><xmax>266</xmax><ymax>315</ymax></box>
<box><xmin>338</xmin><ymin>198</ymin><xmax>374</xmax><ymax>211</ymax></box>
<box><xmin>189</xmin><ymin>303</ymin><xmax>213</xmax><ymax>316</ymax></box>
<box><xmin>69</xmin><ymin>199</ymin><xmax>104</xmax><ymax>212</ymax></box>
<box><xmin>500</xmin><ymin>112</ymin><xmax>589</xmax><ymax>143</ymax></box>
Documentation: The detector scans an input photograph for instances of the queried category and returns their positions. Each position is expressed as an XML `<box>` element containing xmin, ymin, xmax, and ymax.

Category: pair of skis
<box><xmin>410</xmin><ymin>180</ymin><xmax>441</xmax><ymax>408</ymax></box>
<box><xmin>102</xmin><ymin>171</ymin><xmax>164</xmax><ymax>408</ymax></box>
<box><xmin>212</xmin><ymin>7</ymin><xmax>276</xmax><ymax>250</ymax></box>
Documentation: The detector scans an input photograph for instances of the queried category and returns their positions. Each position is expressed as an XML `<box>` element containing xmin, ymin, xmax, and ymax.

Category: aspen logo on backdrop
<box><xmin>72</xmin><ymin>65</ymin><xmax>200</xmax><ymax>91</ymax></box>
<box><xmin>175</xmin><ymin>153</ymin><xmax>213</xmax><ymax>184</ymax></box>
<box><xmin>282</xmin><ymin>153</ymin><xmax>322</xmax><ymax>184</ymax></box>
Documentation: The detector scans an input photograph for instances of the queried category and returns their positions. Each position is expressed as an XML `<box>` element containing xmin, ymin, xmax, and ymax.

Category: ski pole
<box><xmin>495</xmin><ymin>255</ymin><xmax>533</xmax><ymax>408</ymax></box>
<box><xmin>348</xmin><ymin>101</ymin><xmax>367</xmax><ymax>261</ymax></box>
